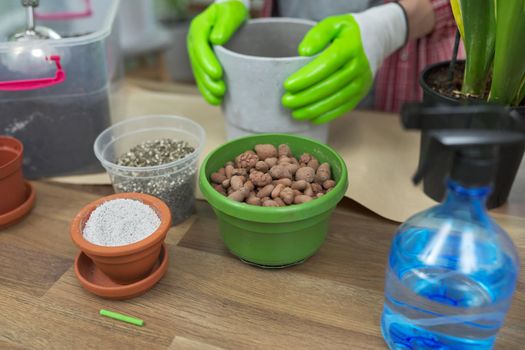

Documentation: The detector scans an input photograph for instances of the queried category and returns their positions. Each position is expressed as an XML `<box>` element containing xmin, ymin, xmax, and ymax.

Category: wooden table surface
<box><xmin>1</xmin><ymin>182</ymin><xmax>524</xmax><ymax>349</ymax></box>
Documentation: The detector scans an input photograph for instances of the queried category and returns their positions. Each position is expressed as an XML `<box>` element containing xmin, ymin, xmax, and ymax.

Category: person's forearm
<box><xmin>399</xmin><ymin>0</ymin><xmax>436</xmax><ymax>39</ymax></box>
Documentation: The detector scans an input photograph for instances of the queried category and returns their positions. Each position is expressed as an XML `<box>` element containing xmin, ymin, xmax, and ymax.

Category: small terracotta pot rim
<box><xmin>0</xmin><ymin>136</ymin><xmax>23</xmax><ymax>180</ymax></box>
<box><xmin>70</xmin><ymin>192</ymin><xmax>172</xmax><ymax>257</ymax></box>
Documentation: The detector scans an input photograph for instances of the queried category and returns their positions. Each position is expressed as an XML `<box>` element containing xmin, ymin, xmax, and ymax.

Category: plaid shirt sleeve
<box><xmin>262</xmin><ymin>0</ymin><xmax>274</xmax><ymax>16</ymax></box>
<box><xmin>375</xmin><ymin>0</ymin><xmax>464</xmax><ymax>112</ymax></box>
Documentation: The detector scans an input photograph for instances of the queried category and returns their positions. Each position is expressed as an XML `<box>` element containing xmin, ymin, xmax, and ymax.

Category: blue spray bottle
<box><xmin>381</xmin><ymin>118</ymin><xmax>525</xmax><ymax>349</ymax></box>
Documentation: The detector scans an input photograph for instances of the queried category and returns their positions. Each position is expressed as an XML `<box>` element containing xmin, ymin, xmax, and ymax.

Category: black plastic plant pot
<box><xmin>418</xmin><ymin>61</ymin><xmax>525</xmax><ymax>209</ymax></box>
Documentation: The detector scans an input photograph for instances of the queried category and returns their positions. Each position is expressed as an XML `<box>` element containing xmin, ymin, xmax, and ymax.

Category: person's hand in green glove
<box><xmin>187</xmin><ymin>0</ymin><xmax>248</xmax><ymax>105</ymax></box>
<box><xmin>282</xmin><ymin>4</ymin><xmax>408</xmax><ymax>124</ymax></box>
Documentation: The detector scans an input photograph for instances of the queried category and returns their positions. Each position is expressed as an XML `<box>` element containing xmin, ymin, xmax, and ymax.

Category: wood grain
<box><xmin>0</xmin><ymin>182</ymin><xmax>523</xmax><ymax>349</ymax></box>
<box><xmin>169</xmin><ymin>337</ymin><xmax>226</xmax><ymax>350</ymax></box>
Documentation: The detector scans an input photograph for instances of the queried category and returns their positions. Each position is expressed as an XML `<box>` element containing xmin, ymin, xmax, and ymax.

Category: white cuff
<box><xmin>215</xmin><ymin>0</ymin><xmax>250</xmax><ymax>8</ymax></box>
<box><xmin>352</xmin><ymin>3</ymin><xmax>407</xmax><ymax>74</ymax></box>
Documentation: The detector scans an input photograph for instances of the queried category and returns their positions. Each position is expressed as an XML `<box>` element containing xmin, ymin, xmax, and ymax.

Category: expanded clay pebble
<box><xmin>83</xmin><ymin>199</ymin><xmax>161</xmax><ymax>247</ymax></box>
<box><xmin>210</xmin><ymin>144</ymin><xmax>337</xmax><ymax>206</ymax></box>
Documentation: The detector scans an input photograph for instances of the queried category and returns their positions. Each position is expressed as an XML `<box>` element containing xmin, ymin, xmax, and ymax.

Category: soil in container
<box><xmin>0</xmin><ymin>89</ymin><xmax>110</xmax><ymax>178</ymax></box>
<box><xmin>422</xmin><ymin>61</ymin><xmax>524</xmax><ymax>107</ymax></box>
<box><xmin>0</xmin><ymin>30</ymin><xmax>115</xmax><ymax>179</ymax></box>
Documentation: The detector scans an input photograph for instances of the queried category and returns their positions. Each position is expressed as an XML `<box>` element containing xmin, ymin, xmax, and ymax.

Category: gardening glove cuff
<box><xmin>215</xmin><ymin>0</ymin><xmax>250</xmax><ymax>9</ymax></box>
<box><xmin>352</xmin><ymin>3</ymin><xmax>408</xmax><ymax>74</ymax></box>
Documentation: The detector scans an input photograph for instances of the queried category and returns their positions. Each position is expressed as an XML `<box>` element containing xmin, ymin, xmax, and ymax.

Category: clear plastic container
<box><xmin>94</xmin><ymin>115</ymin><xmax>206</xmax><ymax>225</ymax></box>
<box><xmin>0</xmin><ymin>0</ymin><xmax>123</xmax><ymax>178</ymax></box>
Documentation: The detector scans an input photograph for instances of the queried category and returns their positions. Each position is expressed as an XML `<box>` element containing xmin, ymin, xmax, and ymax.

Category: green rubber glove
<box><xmin>187</xmin><ymin>1</ymin><xmax>248</xmax><ymax>105</ymax></box>
<box><xmin>283</xmin><ymin>4</ymin><xmax>407</xmax><ymax>124</ymax></box>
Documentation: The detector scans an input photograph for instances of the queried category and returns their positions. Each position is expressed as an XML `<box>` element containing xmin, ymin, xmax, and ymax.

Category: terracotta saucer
<box><xmin>74</xmin><ymin>243</ymin><xmax>168</xmax><ymax>300</ymax></box>
<box><xmin>0</xmin><ymin>182</ymin><xmax>36</xmax><ymax>230</ymax></box>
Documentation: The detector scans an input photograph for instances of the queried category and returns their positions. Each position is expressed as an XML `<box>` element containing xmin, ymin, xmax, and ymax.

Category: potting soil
<box><xmin>83</xmin><ymin>199</ymin><xmax>161</xmax><ymax>247</ymax></box>
<box><xmin>0</xmin><ymin>89</ymin><xmax>110</xmax><ymax>179</ymax></box>
<box><xmin>425</xmin><ymin>61</ymin><xmax>494</xmax><ymax>101</ymax></box>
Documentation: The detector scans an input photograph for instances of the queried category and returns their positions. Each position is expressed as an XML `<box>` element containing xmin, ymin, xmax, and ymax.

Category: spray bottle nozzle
<box><xmin>401</xmin><ymin>103</ymin><xmax>525</xmax><ymax>132</ymax></box>
<box><xmin>400</xmin><ymin>103</ymin><xmax>525</xmax><ymax>208</ymax></box>
<box><xmin>412</xmin><ymin>130</ymin><xmax>525</xmax><ymax>187</ymax></box>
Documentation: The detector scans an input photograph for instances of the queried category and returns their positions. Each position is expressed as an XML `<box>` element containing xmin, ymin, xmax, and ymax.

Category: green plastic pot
<box><xmin>199</xmin><ymin>134</ymin><xmax>349</xmax><ymax>267</ymax></box>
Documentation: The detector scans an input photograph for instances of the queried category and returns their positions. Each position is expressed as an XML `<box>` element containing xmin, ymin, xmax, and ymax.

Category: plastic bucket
<box><xmin>214</xmin><ymin>18</ymin><xmax>329</xmax><ymax>143</ymax></box>
<box><xmin>0</xmin><ymin>0</ymin><xmax>122</xmax><ymax>178</ymax></box>
<box><xmin>94</xmin><ymin>115</ymin><xmax>206</xmax><ymax>225</ymax></box>
<box><xmin>199</xmin><ymin>134</ymin><xmax>348</xmax><ymax>267</ymax></box>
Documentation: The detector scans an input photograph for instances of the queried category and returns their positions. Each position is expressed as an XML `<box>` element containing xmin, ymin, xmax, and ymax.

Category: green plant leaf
<box><xmin>489</xmin><ymin>0</ymin><xmax>525</xmax><ymax>106</ymax></box>
<box><xmin>460</xmin><ymin>0</ymin><xmax>496</xmax><ymax>96</ymax></box>
<box><xmin>450</xmin><ymin>0</ymin><xmax>464</xmax><ymax>38</ymax></box>
<box><xmin>516</xmin><ymin>75</ymin><xmax>525</xmax><ymax>105</ymax></box>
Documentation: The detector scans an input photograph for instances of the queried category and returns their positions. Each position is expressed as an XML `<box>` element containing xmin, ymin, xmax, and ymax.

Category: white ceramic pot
<box><xmin>215</xmin><ymin>18</ymin><xmax>329</xmax><ymax>143</ymax></box>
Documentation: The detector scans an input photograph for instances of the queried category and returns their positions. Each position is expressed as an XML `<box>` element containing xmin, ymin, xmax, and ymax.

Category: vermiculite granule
<box><xmin>83</xmin><ymin>199</ymin><xmax>161</xmax><ymax>247</ymax></box>
<box><xmin>112</xmin><ymin>138</ymin><xmax>197</xmax><ymax>225</ymax></box>
<box><xmin>116</xmin><ymin>139</ymin><xmax>195</xmax><ymax>167</ymax></box>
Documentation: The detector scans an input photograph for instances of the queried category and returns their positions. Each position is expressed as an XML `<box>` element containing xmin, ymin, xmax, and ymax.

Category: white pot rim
<box><xmin>214</xmin><ymin>17</ymin><xmax>317</xmax><ymax>62</ymax></box>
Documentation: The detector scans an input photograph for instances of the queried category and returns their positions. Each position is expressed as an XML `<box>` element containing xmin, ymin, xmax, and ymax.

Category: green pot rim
<box><xmin>199</xmin><ymin>133</ymin><xmax>349</xmax><ymax>224</ymax></box>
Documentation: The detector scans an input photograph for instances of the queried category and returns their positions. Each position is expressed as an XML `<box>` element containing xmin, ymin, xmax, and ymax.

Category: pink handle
<box><xmin>0</xmin><ymin>56</ymin><xmax>66</xmax><ymax>91</ymax></box>
<box><xmin>34</xmin><ymin>0</ymin><xmax>92</xmax><ymax>20</ymax></box>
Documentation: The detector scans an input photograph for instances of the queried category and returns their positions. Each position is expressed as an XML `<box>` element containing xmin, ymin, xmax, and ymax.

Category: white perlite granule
<box><xmin>83</xmin><ymin>199</ymin><xmax>161</xmax><ymax>247</ymax></box>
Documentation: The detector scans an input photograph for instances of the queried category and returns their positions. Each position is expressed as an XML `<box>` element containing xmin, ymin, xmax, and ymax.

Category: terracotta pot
<box><xmin>0</xmin><ymin>136</ymin><xmax>26</xmax><ymax>214</ymax></box>
<box><xmin>74</xmin><ymin>243</ymin><xmax>169</xmax><ymax>300</ymax></box>
<box><xmin>70</xmin><ymin>192</ymin><xmax>171</xmax><ymax>284</ymax></box>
